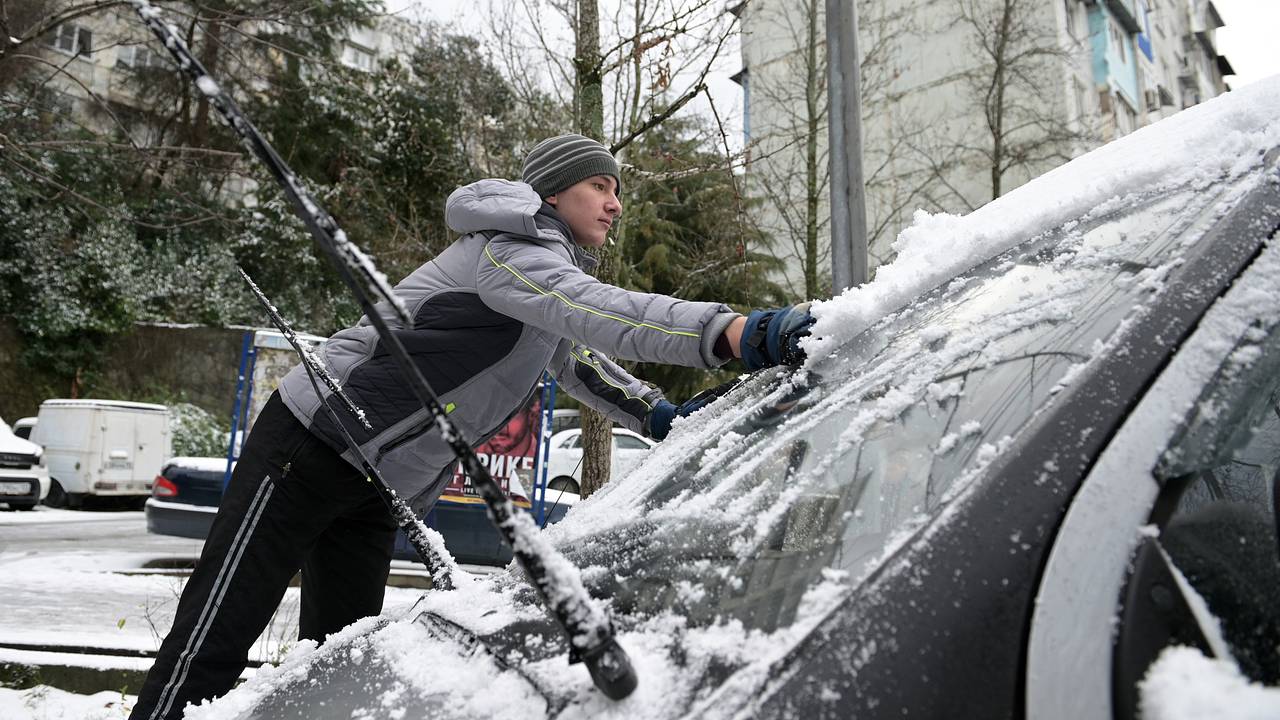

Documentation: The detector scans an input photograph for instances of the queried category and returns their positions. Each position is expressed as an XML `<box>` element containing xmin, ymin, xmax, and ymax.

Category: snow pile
<box><xmin>1140</xmin><ymin>646</ymin><xmax>1280</xmax><ymax>720</ymax></box>
<box><xmin>372</xmin><ymin>621</ymin><xmax>548</xmax><ymax>719</ymax></box>
<box><xmin>0</xmin><ymin>686</ymin><xmax>132</xmax><ymax>720</ymax></box>
<box><xmin>804</xmin><ymin>76</ymin><xmax>1280</xmax><ymax>360</ymax></box>
<box><xmin>183</xmin><ymin>614</ymin><xmax>384</xmax><ymax>720</ymax></box>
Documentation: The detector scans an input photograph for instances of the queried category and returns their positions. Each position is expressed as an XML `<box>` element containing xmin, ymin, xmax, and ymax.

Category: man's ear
<box><xmin>545</xmin><ymin>194</ymin><xmax>558</xmax><ymax>206</ymax></box>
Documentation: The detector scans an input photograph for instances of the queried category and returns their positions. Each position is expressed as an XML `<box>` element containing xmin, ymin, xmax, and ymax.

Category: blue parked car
<box><xmin>145</xmin><ymin>457</ymin><xmax>227</xmax><ymax>538</ymax></box>
<box><xmin>147</xmin><ymin>456</ymin><xmax>572</xmax><ymax>565</ymax></box>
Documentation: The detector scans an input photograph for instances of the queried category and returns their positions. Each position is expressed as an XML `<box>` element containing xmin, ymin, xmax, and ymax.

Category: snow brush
<box><xmin>129</xmin><ymin>0</ymin><xmax>638</xmax><ymax>700</ymax></box>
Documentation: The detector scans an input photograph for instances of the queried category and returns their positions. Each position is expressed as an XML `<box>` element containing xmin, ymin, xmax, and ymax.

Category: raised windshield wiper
<box><xmin>128</xmin><ymin>0</ymin><xmax>637</xmax><ymax>699</ymax></box>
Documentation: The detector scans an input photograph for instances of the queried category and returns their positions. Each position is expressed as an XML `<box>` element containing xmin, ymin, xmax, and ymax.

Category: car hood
<box><xmin>215</xmin><ymin>613</ymin><xmax>553</xmax><ymax>720</ymax></box>
<box><xmin>0</xmin><ymin>428</ymin><xmax>41</xmax><ymax>456</ymax></box>
<box><xmin>196</xmin><ymin>538</ymin><xmax>845</xmax><ymax>720</ymax></box>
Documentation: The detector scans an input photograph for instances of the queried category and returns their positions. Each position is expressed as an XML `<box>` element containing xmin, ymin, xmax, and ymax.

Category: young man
<box><xmin>130</xmin><ymin>134</ymin><xmax>812</xmax><ymax>720</ymax></box>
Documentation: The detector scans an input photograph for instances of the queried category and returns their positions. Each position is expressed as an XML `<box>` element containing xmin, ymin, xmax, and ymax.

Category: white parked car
<box><xmin>542</xmin><ymin>427</ymin><xmax>655</xmax><ymax>495</ymax></box>
<box><xmin>11</xmin><ymin>416</ymin><xmax>36</xmax><ymax>440</ymax></box>
<box><xmin>0</xmin><ymin>416</ymin><xmax>50</xmax><ymax>511</ymax></box>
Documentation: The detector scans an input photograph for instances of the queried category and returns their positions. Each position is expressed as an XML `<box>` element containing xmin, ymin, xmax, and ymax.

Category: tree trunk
<box><xmin>803</xmin><ymin>0</ymin><xmax>821</xmax><ymax>299</ymax></box>
<box><xmin>573</xmin><ymin>0</ymin><xmax>613</xmax><ymax>499</ymax></box>
<box><xmin>988</xmin><ymin>0</ymin><xmax>1013</xmax><ymax>200</ymax></box>
<box><xmin>191</xmin><ymin>15</ymin><xmax>224</xmax><ymax>148</ymax></box>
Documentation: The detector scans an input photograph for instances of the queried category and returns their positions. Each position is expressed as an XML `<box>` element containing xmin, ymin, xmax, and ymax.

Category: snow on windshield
<box><xmin>805</xmin><ymin>76</ymin><xmax>1280</xmax><ymax>359</ymax></box>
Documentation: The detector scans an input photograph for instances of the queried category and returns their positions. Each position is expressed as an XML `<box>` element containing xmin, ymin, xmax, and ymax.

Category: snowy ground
<box><xmin>0</xmin><ymin>507</ymin><xmax>438</xmax><ymax>719</ymax></box>
<box><xmin>0</xmin><ymin>685</ymin><xmax>133</xmax><ymax>720</ymax></box>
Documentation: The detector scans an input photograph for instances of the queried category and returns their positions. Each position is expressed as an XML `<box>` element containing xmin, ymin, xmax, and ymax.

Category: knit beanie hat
<box><xmin>521</xmin><ymin>134</ymin><xmax>621</xmax><ymax>198</ymax></box>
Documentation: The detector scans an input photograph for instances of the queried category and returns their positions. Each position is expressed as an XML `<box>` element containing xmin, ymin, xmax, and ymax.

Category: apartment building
<box><xmin>29</xmin><ymin>7</ymin><xmax>414</xmax><ymax>144</ymax></box>
<box><xmin>733</xmin><ymin>0</ymin><xmax>1234</xmax><ymax>297</ymax></box>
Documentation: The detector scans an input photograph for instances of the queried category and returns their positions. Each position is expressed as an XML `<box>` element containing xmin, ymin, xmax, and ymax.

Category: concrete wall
<box><xmin>0</xmin><ymin>321</ymin><xmax>252</xmax><ymax>426</ymax></box>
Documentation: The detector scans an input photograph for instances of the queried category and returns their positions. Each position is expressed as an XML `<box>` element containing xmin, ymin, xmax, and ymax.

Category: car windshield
<box><xmin>544</xmin><ymin>170</ymin><xmax>1260</xmax><ymax>637</ymax></box>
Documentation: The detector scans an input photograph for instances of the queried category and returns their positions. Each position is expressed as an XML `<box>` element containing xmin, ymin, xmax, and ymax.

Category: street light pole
<box><xmin>826</xmin><ymin>0</ymin><xmax>868</xmax><ymax>293</ymax></box>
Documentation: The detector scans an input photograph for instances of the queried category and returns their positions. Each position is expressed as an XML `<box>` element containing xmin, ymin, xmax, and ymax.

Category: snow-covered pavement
<box><xmin>0</xmin><ymin>508</ymin><xmax>432</xmax><ymax>718</ymax></box>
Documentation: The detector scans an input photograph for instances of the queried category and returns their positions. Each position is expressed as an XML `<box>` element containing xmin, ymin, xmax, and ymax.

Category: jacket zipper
<box><xmin>375</xmin><ymin>421</ymin><xmax>433</xmax><ymax>464</ymax></box>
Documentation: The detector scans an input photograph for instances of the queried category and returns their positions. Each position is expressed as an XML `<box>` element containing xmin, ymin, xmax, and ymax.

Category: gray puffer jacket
<box><xmin>279</xmin><ymin>179</ymin><xmax>740</xmax><ymax>508</ymax></box>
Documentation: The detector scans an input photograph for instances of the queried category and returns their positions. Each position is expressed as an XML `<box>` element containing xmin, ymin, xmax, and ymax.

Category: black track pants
<box><xmin>129</xmin><ymin>393</ymin><xmax>397</xmax><ymax>720</ymax></box>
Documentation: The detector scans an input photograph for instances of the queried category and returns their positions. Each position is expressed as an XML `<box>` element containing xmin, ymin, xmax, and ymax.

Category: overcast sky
<box><xmin>1210</xmin><ymin>0</ymin><xmax>1279</xmax><ymax>88</ymax></box>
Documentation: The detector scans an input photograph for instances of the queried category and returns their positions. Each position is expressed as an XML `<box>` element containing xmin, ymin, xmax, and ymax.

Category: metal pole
<box><xmin>826</xmin><ymin>0</ymin><xmax>868</xmax><ymax>293</ymax></box>
<box><xmin>224</xmin><ymin>332</ymin><xmax>252</xmax><ymax>490</ymax></box>
<box><xmin>533</xmin><ymin>375</ymin><xmax>557</xmax><ymax>526</ymax></box>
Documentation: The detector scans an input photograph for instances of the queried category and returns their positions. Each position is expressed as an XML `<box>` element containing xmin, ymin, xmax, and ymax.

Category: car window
<box><xmin>560</xmin><ymin>433</ymin><xmax>580</xmax><ymax>449</ymax></box>
<box><xmin>552</xmin><ymin>412</ymin><xmax>581</xmax><ymax>435</ymax></box>
<box><xmin>614</xmin><ymin>434</ymin><xmax>650</xmax><ymax>451</ymax></box>
<box><xmin>1112</xmin><ymin>322</ymin><xmax>1280</xmax><ymax>717</ymax></box>
<box><xmin>1158</xmin><ymin>387</ymin><xmax>1280</xmax><ymax>684</ymax></box>
<box><xmin>555</xmin><ymin>174</ymin><xmax>1253</xmax><ymax>637</ymax></box>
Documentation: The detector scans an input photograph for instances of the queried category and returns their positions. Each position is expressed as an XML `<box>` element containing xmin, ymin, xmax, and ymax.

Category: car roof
<box><xmin>165</xmin><ymin>456</ymin><xmax>232</xmax><ymax>472</ymax></box>
<box><xmin>40</xmin><ymin>398</ymin><xmax>168</xmax><ymax>412</ymax></box>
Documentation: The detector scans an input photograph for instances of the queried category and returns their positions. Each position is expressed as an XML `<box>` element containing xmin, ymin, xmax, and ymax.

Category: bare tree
<box><xmin>743</xmin><ymin>0</ymin><xmax>929</xmax><ymax>298</ymax></box>
<box><xmin>953</xmin><ymin>0</ymin><xmax>1090</xmax><ymax>200</ymax></box>
<box><xmin>746</xmin><ymin>0</ymin><xmax>1097</xmax><ymax>279</ymax></box>
<box><xmin>572</xmin><ymin>0</ymin><xmax>616</xmax><ymax>499</ymax></box>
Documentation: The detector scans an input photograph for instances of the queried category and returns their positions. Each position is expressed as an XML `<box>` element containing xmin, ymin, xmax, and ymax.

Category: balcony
<box><xmin>1104</xmin><ymin>0</ymin><xmax>1141</xmax><ymax>34</ymax></box>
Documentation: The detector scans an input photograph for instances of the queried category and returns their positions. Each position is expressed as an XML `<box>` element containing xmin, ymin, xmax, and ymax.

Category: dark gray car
<box><xmin>202</xmin><ymin>91</ymin><xmax>1280</xmax><ymax>720</ymax></box>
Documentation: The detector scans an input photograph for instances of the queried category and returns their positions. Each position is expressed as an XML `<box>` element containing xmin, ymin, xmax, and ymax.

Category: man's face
<box><xmin>546</xmin><ymin>175</ymin><xmax>621</xmax><ymax>248</ymax></box>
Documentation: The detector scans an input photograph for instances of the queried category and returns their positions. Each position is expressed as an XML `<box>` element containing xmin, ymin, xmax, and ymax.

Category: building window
<box><xmin>341</xmin><ymin>43</ymin><xmax>375</xmax><ymax>72</ymax></box>
<box><xmin>116</xmin><ymin>45</ymin><xmax>158</xmax><ymax>70</ymax></box>
<box><xmin>1064</xmin><ymin>0</ymin><xmax>1083</xmax><ymax>40</ymax></box>
<box><xmin>1110</xmin><ymin>19</ymin><xmax>1127</xmax><ymax>64</ymax></box>
<box><xmin>1073</xmin><ymin>77</ymin><xmax>1088</xmax><ymax>119</ymax></box>
<box><xmin>44</xmin><ymin>23</ymin><xmax>92</xmax><ymax>57</ymax></box>
<box><xmin>1115</xmin><ymin>94</ymin><xmax>1136</xmax><ymax>135</ymax></box>
<box><xmin>731</xmin><ymin>66</ymin><xmax>750</xmax><ymax>145</ymax></box>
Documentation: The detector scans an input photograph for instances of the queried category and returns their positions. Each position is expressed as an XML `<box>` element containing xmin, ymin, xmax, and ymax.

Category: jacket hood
<box><xmin>445</xmin><ymin>179</ymin><xmax>595</xmax><ymax>269</ymax></box>
<box><xmin>446</xmin><ymin>179</ymin><xmax>558</xmax><ymax>241</ymax></box>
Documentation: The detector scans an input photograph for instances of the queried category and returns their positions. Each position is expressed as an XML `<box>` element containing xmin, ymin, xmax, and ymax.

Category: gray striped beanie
<box><xmin>521</xmin><ymin>134</ymin><xmax>621</xmax><ymax>198</ymax></box>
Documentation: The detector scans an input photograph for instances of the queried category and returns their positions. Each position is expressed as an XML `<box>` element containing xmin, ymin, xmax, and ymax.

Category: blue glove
<box><xmin>739</xmin><ymin>302</ymin><xmax>815</xmax><ymax>371</ymax></box>
<box><xmin>646</xmin><ymin>380</ymin><xmax>743</xmax><ymax>441</ymax></box>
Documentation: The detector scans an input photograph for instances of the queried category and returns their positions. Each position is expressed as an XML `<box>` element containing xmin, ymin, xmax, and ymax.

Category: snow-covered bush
<box><xmin>169</xmin><ymin>403</ymin><xmax>229</xmax><ymax>458</ymax></box>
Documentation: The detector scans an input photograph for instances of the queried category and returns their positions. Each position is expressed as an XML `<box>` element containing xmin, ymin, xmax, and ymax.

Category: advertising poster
<box><xmin>443</xmin><ymin>395</ymin><xmax>542</xmax><ymax>504</ymax></box>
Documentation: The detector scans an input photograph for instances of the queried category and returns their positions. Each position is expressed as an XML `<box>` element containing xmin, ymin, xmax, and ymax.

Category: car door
<box><xmin>1027</xmin><ymin>231</ymin><xmax>1280</xmax><ymax>719</ymax></box>
<box><xmin>547</xmin><ymin>430</ymin><xmax>583</xmax><ymax>483</ymax></box>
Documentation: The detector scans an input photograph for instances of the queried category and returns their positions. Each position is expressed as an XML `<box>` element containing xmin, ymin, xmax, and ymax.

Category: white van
<box><xmin>31</xmin><ymin>399</ymin><xmax>171</xmax><ymax>508</ymax></box>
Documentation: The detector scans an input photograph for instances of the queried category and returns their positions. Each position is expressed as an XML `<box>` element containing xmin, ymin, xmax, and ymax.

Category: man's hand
<box><xmin>739</xmin><ymin>303</ymin><xmax>815</xmax><ymax>371</ymax></box>
<box><xmin>646</xmin><ymin>379</ymin><xmax>743</xmax><ymax>441</ymax></box>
